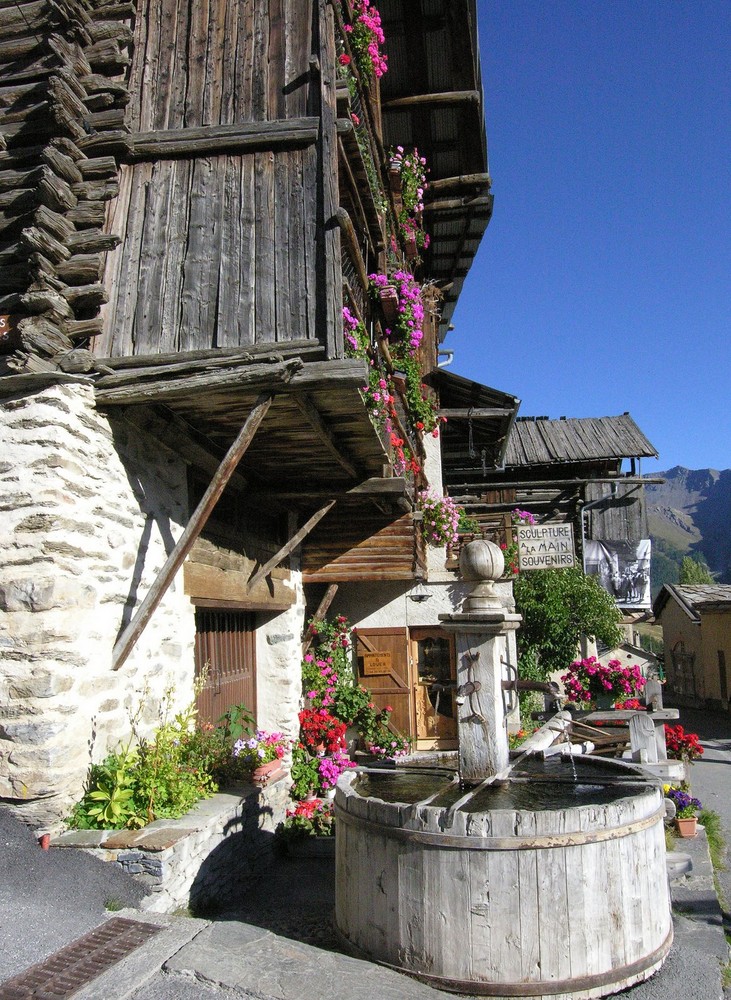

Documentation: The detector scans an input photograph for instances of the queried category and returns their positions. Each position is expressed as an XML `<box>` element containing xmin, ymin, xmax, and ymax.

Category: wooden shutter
<box><xmin>194</xmin><ymin>609</ymin><xmax>256</xmax><ymax>726</ymax></box>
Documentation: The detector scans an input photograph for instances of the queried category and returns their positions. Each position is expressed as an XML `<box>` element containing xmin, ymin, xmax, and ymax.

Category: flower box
<box><xmin>285</xmin><ymin>834</ymin><xmax>336</xmax><ymax>859</ymax></box>
<box><xmin>378</xmin><ymin>285</ymin><xmax>399</xmax><ymax>325</ymax></box>
<box><xmin>252</xmin><ymin>760</ymin><xmax>286</xmax><ymax>787</ymax></box>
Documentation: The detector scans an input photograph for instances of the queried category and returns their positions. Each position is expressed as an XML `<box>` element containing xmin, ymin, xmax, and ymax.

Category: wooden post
<box><xmin>302</xmin><ymin>583</ymin><xmax>339</xmax><ymax>656</ymax></box>
<box><xmin>111</xmin><ymin>393</ymin><xmax>273</xmax><ymax>670</ymax></box>
<box><xmin>630</xmin><ymin>713</ymin><xmax>659</xmax><ymax>764</ymax></box>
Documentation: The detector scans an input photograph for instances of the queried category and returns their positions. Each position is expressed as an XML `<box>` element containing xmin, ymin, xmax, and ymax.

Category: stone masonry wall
<box><xmin>0</xmin><ymin>381</ymin><xmax>196</xmax><ymax>829</ymax></box>
<box><xmin>52</xmin><ymin>779</ymin><xmax>292</xmax><ymax>914</ymax></box>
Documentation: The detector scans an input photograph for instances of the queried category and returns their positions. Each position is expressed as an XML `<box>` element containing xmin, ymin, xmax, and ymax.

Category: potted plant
<box><xmin>277</xmin><ymin>798</ymin><xmax>335</xmax><ymax>857</ymax></box>
<box><xmin>298</xmin><ymin>708</ymin><xmax>347</xmax><ymax>754</ymax></box>
<box><xmin>664</xmin><ymin>724</ymin><xmax>704</xmax><ymax>764</ymax></box>
<box><xmin>666</xmin><ymin>786</ymin><xmax>702</xmax><ymax>837</ymax></box>
<box><xmin>560</xmin><ymin>657</ymin><xmax>647</xmax><ymax>709</ymax></box>
<box><xmin>232</xmin><ymin>730</ymin><xmax>289</xmax><ymax>786</ymax></box>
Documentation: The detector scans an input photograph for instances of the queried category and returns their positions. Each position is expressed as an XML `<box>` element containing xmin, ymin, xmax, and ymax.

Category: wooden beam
<box><xmin>95</xmin><ymin>358</ymin><xmax>368</xmax><ymax>406</ymax></box>
<box><xmin>302</xmin><ymin>583</ymin><xmax>339</xmax><ymax>655</ymax></box>
<box><xmin>111</xmin><ymin>393</ymin><xmax>274</xmax><ymax>671</ymax></box>
<box><xmin>438</xmin><ymin>407</ymin><xmax>516</xmax><ymax>419</ymax></box>
<box><xmin>445</xmin><ymin>477</ymin><xmax>665</xmax><ymax>491</ymax></box>
<box><xmin>335</xmin><ymin>207</ymin><xmax>369</xmax><ymax>295</ymax></box>
<box><xmin>127</xmin><ymin>118</ymin><xmax>320</xmax><ymax>161</ymax></box>
<box><xmin>247</xmin><ymin>501</ymin><xmax>336</xmax><ymax>593</ymax></box>
<box><xmin>426</xmin><ymin>173</ymin><xmax>491</xmax><ymax>194</ymax></box>
<box><xmin>423</xmin><ymin>195</ymin><xmax>493</xmax><ymax>215</ymax></box>
<box><xmin>94</xmin><ymin>339</ymin><xmax>324</xmax><ymax>370</ymax></box>
<box><xmin>381</xmin><ymin>90</ymin><xmax>480</xmax><ymax>110</ymax></box>
<box><xmin>293</xmin><ymin>392</ymin><xmax>360</xmax><ymax>479</ymax></box>
<box><xmin>95</xmin><ymin>358</ymin><xmax>303</xmax><ymax>406</ymax></box>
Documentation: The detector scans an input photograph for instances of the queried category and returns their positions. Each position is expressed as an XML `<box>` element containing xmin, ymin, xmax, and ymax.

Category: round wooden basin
<box><xmin>334</xmin><ymin>762</ymin><xmax>672</xmax><ymax>999</ymax></box>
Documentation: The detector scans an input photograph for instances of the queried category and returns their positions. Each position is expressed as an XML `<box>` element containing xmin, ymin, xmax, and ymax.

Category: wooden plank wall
<box><xmin>585</xmin><ymin>481</ymin><xmax>649</xmax><ymax>542</ymax></box>
<box><xmin>302</xmin><ymin>510</ymin><xmax>422</xmax><ymax>582</ymax></box>
<box><xmin>126</xmin><ymin>0</ymin><xmax>311</xmax><ymax>131</ymax></box>
<box><xmin>100</xmin><ymin>146</ymin><xmax>318</xmax><ymax>354</ymax></box>
<box><xmin>97</xmin><ymin>0</ymin><xmax>343</xmax><ymax>359</ymax></box>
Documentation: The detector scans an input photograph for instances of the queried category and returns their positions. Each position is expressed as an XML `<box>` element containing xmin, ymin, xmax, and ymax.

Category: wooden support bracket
<box><xmin>247</xmin><ymin>501</ymin><xmax>336</xmax><ymax>593</ymax></box>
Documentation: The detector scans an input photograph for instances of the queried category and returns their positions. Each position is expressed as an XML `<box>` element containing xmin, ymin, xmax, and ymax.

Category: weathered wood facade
<box><xmin>443</xmin><ymin>409</ymin><xmax>659</xmax><ymax>607</ymax></box>
<box><xmin>0</xmin><ymin>1</ymin><xmax>492</xmax><ymax>820</ymax></box>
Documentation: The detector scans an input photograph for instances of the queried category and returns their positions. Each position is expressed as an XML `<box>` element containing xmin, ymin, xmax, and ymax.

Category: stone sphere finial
<box><xmin>459</xmin><ymin>539</ymin><xmax>505</xmax><ymax>612</ymax></box>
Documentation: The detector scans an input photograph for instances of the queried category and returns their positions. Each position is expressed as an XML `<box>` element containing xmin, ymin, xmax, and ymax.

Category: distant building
<box><xmin>596</xmin><ymin>642</ymin><xmax>662</xmax><ymax>681</ymax></box>
<box><xmin>442</xmin><ymin>411</ymin><xmax>658</xmax><ymax>616</ymax></box>
<box><xmin>653</xmin><ymin>584</ymin><xmax>731</xmax><ymax>710</ymax></box>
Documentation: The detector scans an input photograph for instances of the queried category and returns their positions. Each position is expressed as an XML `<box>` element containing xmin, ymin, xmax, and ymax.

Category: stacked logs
<box><xmin>0</xmin><ymin>0</ymin><xmax>133</xmax><ymax>372</ymax></box>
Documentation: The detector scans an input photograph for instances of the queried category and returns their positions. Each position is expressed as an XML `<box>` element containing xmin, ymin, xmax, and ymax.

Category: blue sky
<box><xmin>449</xmin><ymin>1</ymin><xmax>731</xmax><ymax>473</ymax></box>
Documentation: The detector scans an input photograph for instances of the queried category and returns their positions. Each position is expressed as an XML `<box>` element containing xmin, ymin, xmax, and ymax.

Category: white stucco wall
<box><xmin>255</xmin><ymin>581</ymin><xmax>307</xmax><ymax>741</ymax></box>
<box><xmin>0</xmin><ymin>382</ymin><xmax>196</xmax><ymax>827</ymax></box>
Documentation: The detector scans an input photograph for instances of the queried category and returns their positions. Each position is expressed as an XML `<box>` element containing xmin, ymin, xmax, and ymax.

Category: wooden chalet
<box><xmin>0</xmin><ymin>1</ymin><xmax>491</xmax><ymax>821</ymax></box>
<box><xmin>443</xmin><ymin>408</ymin><xmax>660</xmax><ymax>610</ymax></box>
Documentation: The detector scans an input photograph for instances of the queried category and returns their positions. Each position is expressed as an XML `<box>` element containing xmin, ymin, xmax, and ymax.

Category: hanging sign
<box><xmin>517</xmin><ymin>523</ymin><xmax>575</xmax><ymax>570</ymax></box>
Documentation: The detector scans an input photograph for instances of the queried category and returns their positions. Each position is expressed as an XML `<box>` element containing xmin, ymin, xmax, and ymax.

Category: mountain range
<box><xmin>644</xmin><ymin>466</ymin><xmax>731</xmax><ymax>596</ymax></box>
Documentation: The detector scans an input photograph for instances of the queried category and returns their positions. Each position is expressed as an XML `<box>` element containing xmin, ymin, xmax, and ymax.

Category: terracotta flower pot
<box><xmin>675</xmin><ymin>816</ymin><xmax>698</xmax><ymax>838</ymax></box>
<box><xmin>404</xmin><ymin>236</ymin><xmax>418</xmax><ymax>261</ymax></box>
<box><xmin>252</xmin><ymin>760</ymin><xmax>283</xmax><ymax>787</ymax></box>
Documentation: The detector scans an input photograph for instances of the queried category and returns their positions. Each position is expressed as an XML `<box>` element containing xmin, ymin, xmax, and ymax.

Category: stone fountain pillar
<box><xmin>439</xmin><ymin>539</ymin><xmax>521</xmax><ymax>782</ymax></box>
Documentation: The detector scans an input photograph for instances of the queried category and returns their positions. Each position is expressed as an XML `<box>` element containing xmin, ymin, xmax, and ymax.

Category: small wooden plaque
<box><xmin>361</xmin><ymin>651</ymin><xmax>392</xmax><ymax>676</ymax></box>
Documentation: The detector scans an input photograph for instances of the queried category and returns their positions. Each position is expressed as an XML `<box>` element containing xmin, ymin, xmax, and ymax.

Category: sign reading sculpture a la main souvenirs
<box><xmin>517</xmin><ymin>523</ymin><xmax>575</xmax><ymax>570</ymax></box>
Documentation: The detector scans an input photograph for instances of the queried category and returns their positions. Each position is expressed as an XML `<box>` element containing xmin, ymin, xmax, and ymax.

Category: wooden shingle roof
<box><xmin>504</xmin><ymin>413</ymin><xmax>658</xmax><ymax>467</ymax></box>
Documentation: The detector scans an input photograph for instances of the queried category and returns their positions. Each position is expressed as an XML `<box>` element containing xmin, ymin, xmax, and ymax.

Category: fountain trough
<box><xmin>334</xmin><ymin>541</ymin><xmax>672</xmax><ymax>999</ymax></box>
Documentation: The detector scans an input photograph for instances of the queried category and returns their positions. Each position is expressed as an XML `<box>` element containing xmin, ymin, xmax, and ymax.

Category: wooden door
<box><xmin>194</xmin><ymin>608</ymin><xmax>256</xmax><ymax>726</ymax></box>
<box><xmin>354</xmin><ymin>628</ymin><xmax>411</xmax><ymax>739</ymax></box>
<box><xmin>410</xmin><ymin>627</ymin><xmax>457</xmax><ymax>750</ymax></box>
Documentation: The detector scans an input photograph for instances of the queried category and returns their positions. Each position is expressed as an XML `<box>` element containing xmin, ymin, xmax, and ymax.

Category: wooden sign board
<box><xmin>517</xmin><ymin>523</ymin><xmax>575</xmax><ymax>570</ymax></box>
<box><xmin>361</xmin><ymin>651</ymin><xmax>392</xmax><ymax>676</ymax></box>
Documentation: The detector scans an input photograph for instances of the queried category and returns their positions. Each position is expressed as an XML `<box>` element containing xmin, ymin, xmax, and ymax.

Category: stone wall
<box><xmin>0</xmin><ymin>381</ymin><xmax>196</xmax><ymax>828</ymax></box>
<box><xmin>51</xmin><ymin>779</ymin><xmax>292</xmax><ymax>914</ymax></box>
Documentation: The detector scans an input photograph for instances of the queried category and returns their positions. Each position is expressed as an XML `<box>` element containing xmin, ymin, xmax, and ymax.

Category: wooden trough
<box><xmin>335</xmin><ymin>763</ymin><xmax>672</xmax><ymax>999</ymax></box>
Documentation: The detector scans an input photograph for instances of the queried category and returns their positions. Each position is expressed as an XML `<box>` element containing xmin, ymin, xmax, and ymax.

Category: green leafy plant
<box><xmin>71</xmin><ymin>749</ymin><xmax>142</xmax><ymax>830</ymax></box>
<box><xmin>68</xmin><ymin>686</ymin><xmax>252</xmax><ymax>831</ymax></box>
<box><xmin>458</xmin><ymin>511</ymin><xmax>481</xmax><ymax>534</ymax></box>
<box><xmin>698</xmin><ymin>809</ymin><xmax>726</xmax><ymax>873</ymax></box>
<box><xmin>514</xmin><ymin>567</ymin><xmax>623</xmax><ymax>680</ymax></box>
<box><xmin>218</xmin><ymin>703</ymin><xmax>255</xmax><ymax>742</ymax></box>
<box><xmin>290</xmin><ymin>743</ymin><xmax>324</xmax><ymax>799</ymax></box>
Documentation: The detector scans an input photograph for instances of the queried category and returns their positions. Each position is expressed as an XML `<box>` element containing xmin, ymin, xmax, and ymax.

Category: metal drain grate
<box><xmin>0</xmin><ymin>917</ymin><xmax>164</xmax><ymax>999</ymax></box>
